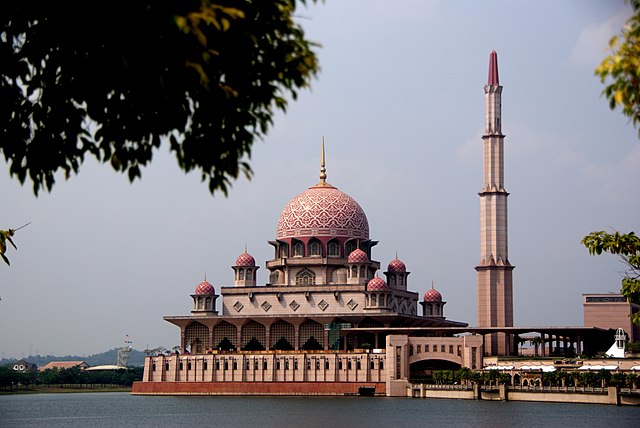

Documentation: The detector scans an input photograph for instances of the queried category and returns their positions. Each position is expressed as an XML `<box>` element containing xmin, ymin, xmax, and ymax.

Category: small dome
<box><xmin>387</xmin><ymin>258</ymin><xmax>406</xmax><ymax>273</ymax></box>
<box><xmin>348</xmin><ymin>249</ymin><xmax>369</xmax><ymax>263</ymax></box>
<box><xmin>423</xmin><ymin>288</ymin><xmax>442</xmax><ymax>302</ymax></box>
<box><xmin>194</xmin><ymin>280</ymin><xmax>215</xmax><ymax>295</ymax></box>
<box><xmin>367</xmin><ymin>277</ymin><xmax>389</xmax><ymax>291</ymax></box>
<box><xmin>235</xmin><ymin>252</ymin><xmax>256</xmax><ymax>267</ymax></box>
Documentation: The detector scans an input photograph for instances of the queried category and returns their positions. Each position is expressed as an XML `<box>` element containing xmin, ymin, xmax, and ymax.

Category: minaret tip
<box><xmin>488</xmin><ymin>50</ymin><xmax>499</xmax><ymax>85</ymax></box>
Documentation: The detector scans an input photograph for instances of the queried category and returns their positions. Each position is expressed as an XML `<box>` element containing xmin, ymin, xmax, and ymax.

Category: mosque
<box><xmin>132</xmin><ymin>52</ymin><xmax>616</xmax><ymax>397</ymax></box>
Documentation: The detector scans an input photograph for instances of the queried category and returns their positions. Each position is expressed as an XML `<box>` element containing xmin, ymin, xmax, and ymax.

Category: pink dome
<box><xmin>276</xmin><ymin>184</ymin><xmax>369</xmax><ymax>240</ymax></box>
<box><xmin>348</xmin><ymin>249</ymin><xmax>369</xmax><ymax>263</ymax></box>
<box><xmin>423</xmin><ymin>288</ymin><xmax>443</xmax><ymax>302</ymax></box>
<box><xmin>367</xmin><ymin>277</ymin><xmax>389</xmax><ymax>291</ymax></box>
<box><xmin>387</xmin><ymin>258</ymin><xmax>406</xmax><ymax>273</ymax></box>
<box><xmin>235</xmin><ymin>252</ymin><xmax>256</xmax><ymax>267</ymax></box>
<box><xmin>194</xmin><ymin>280</ymin><xmax>215</xmax><ymax>295</ymax></box>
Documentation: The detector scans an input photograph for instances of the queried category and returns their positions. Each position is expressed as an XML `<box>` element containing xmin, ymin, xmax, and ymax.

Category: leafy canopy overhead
<box><xmin>582</xmin><ymin>231</ymin><xmax>640</xmax><ymax>325</ymax></box>
<box><xmin>596</xmin><ymin>0</ymin><xmax>640</xmax><ymax>138</ymax></box>
<box><xmin>0</xmin><ymin>0</ymin><xmax>319</xmax><ymax>195</ymax></box>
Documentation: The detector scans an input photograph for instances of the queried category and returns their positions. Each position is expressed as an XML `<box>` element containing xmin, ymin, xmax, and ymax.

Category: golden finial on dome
<box><xmin>319</xmin><ymin>137</ymin><xmax>327</xmax><ymax>185</ymax></box>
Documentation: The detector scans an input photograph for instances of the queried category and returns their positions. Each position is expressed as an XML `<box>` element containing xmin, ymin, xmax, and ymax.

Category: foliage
<box><xmin>0</xmin><ymin>0</ymin><xmax>319</xmax><ymax>196</ymax></box>
<box><xmin>0</xmin><ymin>365</ymin><xmax>144</xmax><ymax>389</ymax></box>
<box><xmin>0</xmin><ymin>222</ymin><xmax>30</xmax><ymax>265</ymax></box>
<box><xmin>582</xmin><ymin>230</ymin><xmax>640</xmax><ymax>325</ymax></box>
<box><xmin>596</xmin><ymin>0</ymin><xmax>640</xmax><ymax>137</ymax></box>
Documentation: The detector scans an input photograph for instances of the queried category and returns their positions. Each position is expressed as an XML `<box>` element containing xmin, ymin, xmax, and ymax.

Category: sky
<box><xmin>1</xmin><ymin>0</ymin><xmax>639</xmax><ymax>359</ymax></box>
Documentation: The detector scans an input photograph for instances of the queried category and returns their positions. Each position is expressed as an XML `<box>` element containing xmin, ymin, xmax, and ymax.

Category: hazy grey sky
<box><xmin>2</xmin><ymin>0</ymin><xmax>638</xmax><ymax>358</ymax></box>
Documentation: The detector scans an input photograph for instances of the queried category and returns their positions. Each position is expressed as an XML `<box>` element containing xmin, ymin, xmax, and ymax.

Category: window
<box><xmin>293</xmin><ymin>242</ymin><xmax>304</xmax><ymax>257</ymax></box>
<box><xmin>379</xmin><ymin>360</ymin><xmax>384</xmax><ymax>370</ymax></box>
<box><xmin>370</xmin><ymin>361</ymin><xmax>375</xmax><ymax>369</ymax></box>
<box><xmin>263</xmin><ymin>361</ymin><xmax>268</xmax><ymax>370</ymax></box>
<box><xmin>328</xmin><ymin>241</ymin><xmax>339</xmax><ymax>256</ymax></box>
<box><xmin>239</xmin><ymin>269</ymin><xmax>245</xmax><ymax>280</ymax></box>
<box><xmin>356</xmin><ymin>360</ymin><xmax>361</xmax><ymax>370</ymax></box>
<box><xmin>165</xmin><ymin>363</ymin><xmax>169</xmax><ymax>371</ymax></box>
<box><xmin>233</xmin><ymin>361</ymin><xmax>237</xmax><ymax>370</ymax></box>
<box><xmin>204</xmin><ymin>362</ymin><xmax>208</xmax><ymax>371</ymax></box>
<box><xmin>294</xmin><ymin>360</ymin><xmax>298</xmax><ymax>370</ymax></box>
<box><xmin>351</xmin><ymin>266</ymin><xmax>357</xmax><ymax>277</ymax></box>
<box><xmin>347</xmin><ymin>360</ymin><xmax>352</xmax><ymax>370</ymax></box>
<box><xmin>296</xmin><ymin>269</ymin><xmax>316</xmax><ymax>286</ymax></box>
<box><xmin>345</xmin><ymin>241</ymin><xmax>356</xmax><ymax>256</ymax></box>
<box><xmin>216</xmin><ymin>361</ymin><xmax>220</xmax><ymax>370</ymax></box>
<box><xmin>338</xmin><ymin>360</ymin><xmax>343</xmax><ymax>370</ymax></box>
<box><xmin>180</xmin><ymin>362</ymin><xmax>184</xmax><ymax>370</ymax></box>
<box><xmin>449</xmin><ymin>345</ymin><xmax>454</xmax><ymax>354</ymax></box>
<box><xmin>409</xmin><ymin>345</ymin><xmax>413</xmax><ymax>356</ymax></box>
<box><xmin>187</xmin><ymin>362</ymin><xmax>192</xmax><ymax>371</ymax></box>
<box><xmin>432</xmin><ymin>345</ymin><xmax>437</xmax><ymax>352</ymax></box>
<box><xmin>417</xmin><ymin>345</ymin><xmax>421</xmax><ymax>354</ymax></box>
<box><xmin>224</xmin><ymin>361</ymin><xmax>228</xmax><ymax>370</ymax></box>
<box><xmin>152</xmin><ymin>363</ymin><xmax>156</xmax><ymax>372</ymax></box>
<box><xmin>279</xmin><ymin>244</ymin><xmax>288</xmax><ymax>258</ymax></box>
<box><xmin>325</xmin><ymin>360</ymin><xmax>330</xmax><ymax>370</ymax></box>
<box><xmin>441</xmin><ymin>345</ymin><xmax>445</xmax><ymax>353</ymax></box>
<box><xmin>399</xmin><ymin>275</ymin><xmax>404</xmax><ymax>286</ymax></box>
<box><xmin>316</xmin><ymin>360</ymin><xmax>321</xmax><ymax>370</ymax></box>
<box><xmin>309</xmin><ymin>241</ymin><xmax>321</xmax><ymax>256</ymax></box>
<box><xmin>246</xmin><ymin>270</ymin><xmax>252</xmax><ymax>281</ymax></box>
<box><xmin>390</xmin><ymin>276</ymin><xmax>396</xmax><ymax>286</ymax></box>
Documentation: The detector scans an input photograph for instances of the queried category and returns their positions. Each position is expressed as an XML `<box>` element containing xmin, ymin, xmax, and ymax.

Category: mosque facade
<box><xmin>132</xmin><ymin>51</ymin><xmax>580</xmax><ymax>396</ymax></box>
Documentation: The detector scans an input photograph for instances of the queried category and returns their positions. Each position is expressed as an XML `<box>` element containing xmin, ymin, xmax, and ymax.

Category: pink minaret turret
<box><xmin>476</xmin><ymin>50</ymin><xmax>514</xmax><ymax>356</ymax></box>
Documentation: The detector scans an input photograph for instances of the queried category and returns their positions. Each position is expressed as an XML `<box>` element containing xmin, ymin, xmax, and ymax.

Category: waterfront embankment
<box><xmin>409</xmin><ymin>383</ymin><xmax>640</xmax><ymax>406</ymax></box>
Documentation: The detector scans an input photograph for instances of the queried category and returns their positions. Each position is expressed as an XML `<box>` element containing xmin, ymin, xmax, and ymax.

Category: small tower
<box><xmin>365</xmin><ymin>276</ymin><xmax>390</xmax><ymax>309</ymax></box>
<box><xmin>421</xmin><ymin>284</ymin><xmax>446</xmax><ymax>319</ymax></box>
<box><xmin>233</xmin><ymin>249</ymin><xmax>258</xmax><ymax>286</ymax></box>
<box><xmin>384</xmin><ymin>255</ymin><xmax>409</xmax><ymax>290</ymax></box>
<box><xmin>347</xmin><ymin>249</ymin><xmax>370</xmax><ymax>285</ymax></box>
<box><xmin>191</xmin><ymin>279</ymin><xmax>219</xmax><ymax>315</ymax></box>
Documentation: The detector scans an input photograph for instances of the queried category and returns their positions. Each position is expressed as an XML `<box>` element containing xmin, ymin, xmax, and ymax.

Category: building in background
<box><xmin>583</xmin><ymin>293</ymin><xmax>640</xmax><ymax>342</ymax></box>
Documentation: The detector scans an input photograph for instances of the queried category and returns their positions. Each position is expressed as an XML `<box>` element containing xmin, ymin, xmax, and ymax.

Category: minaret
<box><xmin>476</xmin><ymin>50</ymin><xmax>514</xmax><ymax>356</ymax></box>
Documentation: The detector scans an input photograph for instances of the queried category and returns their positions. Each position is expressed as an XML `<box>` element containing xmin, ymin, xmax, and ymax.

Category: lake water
<box><xmin>1</xmin><ymin>392</ymin><xmax>639</xmax><ymax>428</ymax></box>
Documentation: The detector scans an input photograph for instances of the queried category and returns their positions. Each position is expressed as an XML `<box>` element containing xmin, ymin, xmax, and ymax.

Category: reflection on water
<box><xmin>0</xmin><ymin>392</ymin><xmax>639</xmax><ymax>428</ymax></box>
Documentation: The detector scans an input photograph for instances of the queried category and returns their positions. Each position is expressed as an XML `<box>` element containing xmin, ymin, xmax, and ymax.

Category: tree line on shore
<box><xmin>415</xmin><ymin>368</ymin><xmax>639</xmax><ymax>389</ymax></box>
<box><xmin>0</xmin><ymin>366</ymin><xmax>143</xmax><ymax>390</ymax></box>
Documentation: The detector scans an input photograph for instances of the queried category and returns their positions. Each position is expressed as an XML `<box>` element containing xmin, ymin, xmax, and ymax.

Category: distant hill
<box><xmin>1</xmin><ymin>348</ymin><xmax>148</xmax><ymax>368</ymax></box>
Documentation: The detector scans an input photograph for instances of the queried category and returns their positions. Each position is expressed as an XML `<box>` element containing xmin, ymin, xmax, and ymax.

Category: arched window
<box><xmin>239</xmin><ymin>269</ymin><xmax>245</xmax><ymax>280</ymax></box>
<box><xmin>293</xmin><ymin>242</ymin><xmax>304</xmax><ymax>257</ymax></box>
<box><xmin>359</xmin><ymin>266</ymin><xmax>365</xmax><ymax>277</ymax></box>
<box><xmin>371</xmin><ymin>294</ymin><xmax>377</xmax><ymax>306</ymax></box>
<box><xmin>327</xmin><ymin>241</ymin><xmax>339</xmax><ymax>256</ymax></box>
<box><xmin>309</xmin><ymin>241</ymin><xmax>321</xmax><ymax>256</ymax></box>
<box><xmin>246</xmin><ymin>270</ymin><xmax>252</xmax><ymax>281</ymax></box>
<box><xmin>389</xmin><ymin>276</ymin><xmax>396</xmax><ymax>286</ymax></box>
<box><xmin>345</xmin><ymin>241</ymin><xmax>356</xmax><ymax>256</ymax></box>
<box><xmin>279</xmin><ymin>243</ymin><xmax>289</xmax><ymax>258</ymax></box>
<box><xmin>351</xmin><ymin>266</ymin><xmax>357</xmax><ymax>277</ymax></box>
<box><xmin>399</xmin><ymin>275</ymin><xmax>404</xmax><ymax>286</ymax></box>
<box><xmin>296</xmin><ymin>269</ymin><xmax>316</xmax><ymax>285</ymax></box>
<box><xmin>197</xmin><ymin>297</ymin><xmax>203</xmax><ymax>309</ymax></box>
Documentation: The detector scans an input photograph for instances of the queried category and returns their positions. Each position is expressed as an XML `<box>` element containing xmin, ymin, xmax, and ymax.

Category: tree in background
<box><xmin>586</xmin><ymin>1</ymin><xmax>640</xmax><ymax>323</ymax></box>
<box><xmin>581</xmin><ymin>231</ymin><xmax>640</xmax><ymax>325</ymax></box>
<box><xmin>0</xmin><ymin>0</ymin><xmax>319</xmax><ymax>196</ymax></box>
<box><xmin>596</xmin><ymin>0</ymin><xmax>640</xmax><ymax>137</ymax></box>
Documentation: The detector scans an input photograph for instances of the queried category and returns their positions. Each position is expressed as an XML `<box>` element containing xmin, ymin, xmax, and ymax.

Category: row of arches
<box><xmin>185</xmin><ymin>319</ymin><xmax>325</xmax><ymax>353</ymax></box>
<box><xmin>273</xmin><ymin>238</ymin><xmax>372</xmax><ymax>259</ymax></box>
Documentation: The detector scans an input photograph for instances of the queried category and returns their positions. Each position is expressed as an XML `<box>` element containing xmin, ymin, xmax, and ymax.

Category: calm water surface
<box><xmin>1</xmin><ymin>392</ymin><xmax>639</xmax><ymax>428</ymax></box>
